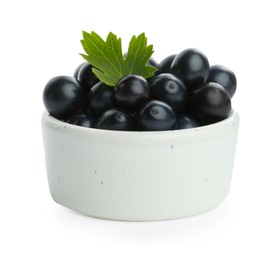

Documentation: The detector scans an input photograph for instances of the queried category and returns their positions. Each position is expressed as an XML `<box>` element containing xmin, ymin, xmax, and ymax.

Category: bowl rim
<box><xmin>42</xmin><ymin>110</ymin><xmax>239</xmax><ymax>140</ymax></box>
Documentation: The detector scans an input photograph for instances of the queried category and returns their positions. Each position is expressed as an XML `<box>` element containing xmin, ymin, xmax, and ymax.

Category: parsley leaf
<box><xmin>80</xmin><ymin>31</ymin><xmax>158</xmax><ymax>86</ymax></box>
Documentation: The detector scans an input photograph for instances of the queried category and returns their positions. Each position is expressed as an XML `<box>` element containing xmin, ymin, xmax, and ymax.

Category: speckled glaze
<box><xmin>41</xmin><ymin>110</ymin><xmax>239</xmax><ymax>221</ymax></box>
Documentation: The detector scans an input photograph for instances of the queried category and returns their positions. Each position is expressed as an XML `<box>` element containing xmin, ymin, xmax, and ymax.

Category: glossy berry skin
<box><xmin>146</xmin><ymin>57</ymin><xmax>161</xmax><ymax>82</ymax></box>
<box><xmin>77</xmin><ymin>62</ymin><xmax>99</xmax><ymax>90</ymax></box>
<box><xmin>148</xmin><ymin>57</ymin><xmax>160</xmax><ymax>71</ymax></box>
<box><xmin>66</xmin><ymin>113</ymin><xmax>96</xmax><ymax>128</ymax></box>
<box><xmin>73</xmin><ymin>62</ymin><xmax>86</xmax><ymax>79</ymax></box>
<box><xmin>207</xmin><ymin>65</ymin><xmax>237</xmax><ymax>97</ymax></box>
<box><xmin>96</xmin><ymin>108</ymin><xmax>134</xmax><ymax>131</ymax></box>
<box><xmin>114</xmin><ymin>75</ymin><xmax>151</xmax><ymax>110</ymax></box>
<box><xmin>191</xmin><ymin>82</ymin><xmax>231</xmax><ymax>124</ymax></box>
<box><xmin>138</xmin><ymin>100</ymin><xmax>177</xmax><ymax>131</ymax></box>
<box><xmin>43</xmin><ymin>76</ymin><xmax>85</xmax><ymax>119</ymax></box>
<box><xmin>150</xmin><ymin>73</ymin><xmax>188</xmax><ymax>112</ymax></box>
<box><xmin>171</xmin><ymin>48</ymin><xmax>209</xmax><ymax>89</ymax></box>
<box><xmin>88</xmin><ymin>82</ymin><xmax>115</xmax><ymax>116</ymax></box>
<box><xmin>176</xmin><ymin>114</ymin><xmax>198</xmax><ymax>129</ymax></box>
<box><xmin>159</xmin><ymin>54</ymin><xmax>176</xmax><ymax>73</ymax></box>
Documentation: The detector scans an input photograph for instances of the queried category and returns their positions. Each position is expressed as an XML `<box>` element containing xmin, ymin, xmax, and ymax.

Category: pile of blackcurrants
<box><xmin>43</xmin><ymin>48</ymin><xmax>236</xmax><ymax>131</ymax></box>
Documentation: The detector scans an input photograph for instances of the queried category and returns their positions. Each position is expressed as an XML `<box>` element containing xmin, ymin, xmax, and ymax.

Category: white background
<box><xmin>1</xmin><ymin>0</ymin><xmax>279</xmax><ymax>259</ymax></box>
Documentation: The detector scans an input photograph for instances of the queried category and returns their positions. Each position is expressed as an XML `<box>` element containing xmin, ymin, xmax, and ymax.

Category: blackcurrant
<box><xmin>66</xmin><ymin>113</ymin><xmax>96</xmax><ymax>128</ymax></box>
<box><xmin>43</xmin><ymin>76</ymin><xmax>85</xmax><ymax>119</ymax></box>
<box><xmin>207</xmin><ymin>65</ymin><xmax>237</xmax><ymax>98</ymax></box>
<box><xmin>88</xmin><ymin>82</ymin><xmax>115</xmax><ymax>116</ymax></box>
<box><xmin>146</xmin><ymin>57</ymin><xmax>160</xmax><ymax>82</ymax></box>
<box><xmin>114</xmin><ymin>75</ymin><xmax>150</xmax><ymax>110</ymax></box>
<box><xmin>150</xmin><ymin>73</ymin><xmax>188</xmax><ymax>112</ymax></box>
<box><xmin>77</xmin><ymin>62</ymin><xmax>99</xmax><ymax>90</ymax></box>
<box><xmin>191</xmin><ymin>82</ymin><xmax>231</xmax><ymax>124</ymax></box>
<box><xmin>176</xmin><ymin>114</ymin><xmax>198</xmax><ymax>129</ymax></box>
<box><xmin>96</xmin><ymin>108</ymin><xmax>134</xmax><ymax>131</ymax></box>
<box><xmin>159</xmin><ymin>54</ymin><xmax>176</xmax><ymax>73</ymax></box>
<box><xmin>171</xmin><ymin>48</ymin><xmax>209</xmax><ymax>89</ymax></box>
<box><xmin>138</xmin><ymin>100</ymin><xmax>177</xmax><ymax>131</ymax></box>
<box><xmin>73</xmin><ymin>62</ymin><xmax>86</xmax><ymax>79</ymax></box>
<box><xmin>148</xmin><ymin>57</ymin><xmax>160</xmax><ymax>71</ymax></box>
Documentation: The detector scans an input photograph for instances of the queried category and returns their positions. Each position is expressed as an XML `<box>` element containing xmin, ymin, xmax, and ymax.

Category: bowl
<box><xmin>41</xmin><ymin>110</ymin><xmax>239</xmax><ymax>221</ymax></box>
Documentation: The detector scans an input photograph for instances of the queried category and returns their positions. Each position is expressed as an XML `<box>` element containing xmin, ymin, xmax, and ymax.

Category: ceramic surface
<box><xmin>42</xmin><ymin>111</ymin><xmax>239</xmax><ymax>221</ymax></box>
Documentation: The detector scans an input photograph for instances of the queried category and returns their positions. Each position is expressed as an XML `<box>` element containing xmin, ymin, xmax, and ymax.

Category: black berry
<box><xmin>43</xmin><ymin>76</ymin><xmax>85</xmax><ymax>119</ymax></box>
<box><xmin>88</xmin><ymin>82</ymin><xmax>115</xmax><ymax>116</ymax></box>
<box><xmin>114</xmin><ymin>75</ymin><xmax>150</xmax><ymax>110</ymax></box>
<box><xmin>138</xmin><ymin>100</ymin><xmax>177</xmax><ymax>131</ymax></box>
<box><xmin>171</xmin><ymin>48</ymin><xmax>209</xmax><ymax>89</ymax></box>
<box><xmin>77</xmin><ymin>62</ymin><xmax>99</xmax><ymax>90</ymax></box>
<box><xmin>96</xmin><ymin>108</ymin><xmax>134</xmax><ymax>131</ymax></box>
<box><xmin>191</xmin><ymin>82</ymin><xmax>231</xmax><ymax>124</ymax></box>
<box><xmin>207</xmin><ymin>65</ymin><xmax>237</xmax><ymax>98</ymax></box>
<box><xmin>150</xmin><ymin>73</ymin><xmax>188</xmax><ymax>112</ymax></box>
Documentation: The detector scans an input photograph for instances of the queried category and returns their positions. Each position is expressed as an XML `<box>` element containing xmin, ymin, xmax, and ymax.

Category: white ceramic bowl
<box><xmin>41</xmin><ymin>110</ymin><xmax>239</xmax><ymax>221</ymax></box>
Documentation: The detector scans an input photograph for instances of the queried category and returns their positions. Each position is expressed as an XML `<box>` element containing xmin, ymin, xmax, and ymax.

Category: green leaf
<box><xmin>80</xmin><ymin>31</ymin><xmax>157</xmax><ymax>86</ymax></box>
